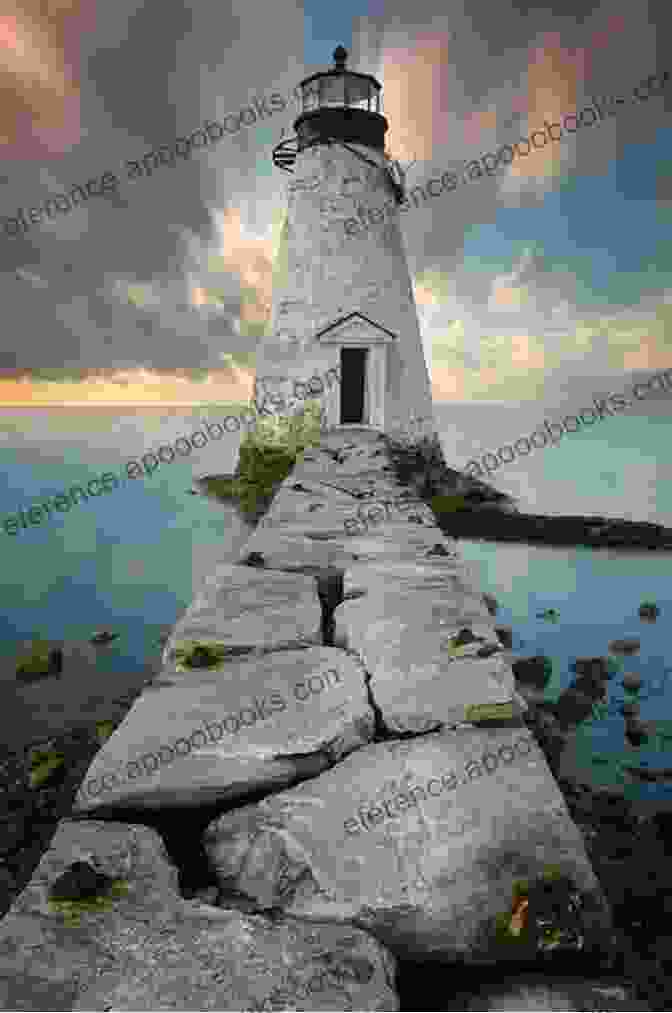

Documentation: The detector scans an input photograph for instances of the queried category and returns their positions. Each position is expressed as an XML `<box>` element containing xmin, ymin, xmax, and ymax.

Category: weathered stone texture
<box><xmin>0</xmin><ymin>820</ymin><xmax>397</xmax><ymax>1011</ymax></box>
<box><xmin>73</xmin><ymin>648</ymin><xmax>374</xmax><ymax>814</ymax></box>
<box><xmin>204</xmin><ymin>728</ymin><xmax>611</xmax><ymax>962</ymax></box>
<box><xmin>161</xmin><ymin>565</ymin><xmax>322</xmax><ymax>667</ymax></box>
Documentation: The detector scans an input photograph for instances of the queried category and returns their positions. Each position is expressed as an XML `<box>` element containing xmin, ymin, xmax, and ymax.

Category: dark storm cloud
<box><xmin>1</xmin><ymin>0</ymin><xmax>666</xmax><ymax>380</ymax></box>
<box><xmin>0</xmin><ymin>0</ymin><xmax>302</xmax><ymax>373</ymax></box>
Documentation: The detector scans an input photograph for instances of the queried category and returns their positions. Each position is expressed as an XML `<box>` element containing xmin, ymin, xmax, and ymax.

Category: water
<box><xmin>432</xmin><ymin>402</ymin><xmax>672</xmax><ymax>804</ymax></box>
<box><xmin>1</xmin><ymin>401</ymin><xmax>671</xmax><ymax>804</ymax></box>
<box><xmin>0</xmin><ymin>407</ymin><xmax>254</xmax><ymax>750</ymax></box>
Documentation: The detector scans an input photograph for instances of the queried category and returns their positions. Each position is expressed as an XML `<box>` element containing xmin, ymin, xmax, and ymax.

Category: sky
<box><xmin>0</xmin><ymin>0</ymin><xmax>669</xmax><ymax>407</ymax></box>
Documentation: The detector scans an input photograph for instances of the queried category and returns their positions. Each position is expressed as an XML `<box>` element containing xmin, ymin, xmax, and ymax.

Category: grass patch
<box><xmin>202</xmin><ymin>400</ymin><xmax>323</xmax><ymax>522</ymax></box>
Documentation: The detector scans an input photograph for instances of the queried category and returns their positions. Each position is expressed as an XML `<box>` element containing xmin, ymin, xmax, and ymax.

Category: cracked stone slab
<box><xmin>333</xmin><ymin>578</ymin><xmax>492</xmax><ymax>645</ymax></box>
<box><xmin>161</xmin><ymin>565</ymin><xmax>322</xmax><ymax>667</ymax></box>
<box><xmin>0</xmin><ymin>820</ymin><xmax>398</xmax><ymax>1011</ymax></box>
<box><xmin>342</xmin><ymin>560</ymin><xmax>487</xmax><ymax>600</ymax></box>
<box><xmin>334</xmin><ymin>529</ymin><xmax>462</xmax><ymax>562</ymax></box>
<box><xmin>332</xmin><ymin>583</ymin><xmax>524</xmax><ymax>731</ymax></box>
<box><xmin>238</xmin><ymin>528</ymin><xmax>358</xmax><ymax>574</ymax></box>
<box><xmin>73</xmin><ymin>648</ymin><xmax>375</xmax><ymax>814</ymax></box>
<box><xmin>204</xmin><ymin>728</ymin><xmax>612</xmax><ymax>963</ymax></box>
<box><xmin>259</xmin><ymin>487</ymin><xmax>436</xmax><ymax>535</ymax></box>
<box><xmin>238</xmin><ymin>527</ymin><xmax>462</xmax><ymax>573</ymax></box>
<box><xmin>252</xmin><ymin>524</ymin><xmax>455</xmax><ymax>568</ymax></box>
<box><xmin>262</xmin><ymin>494</ymin><xmax>380</xmax><ymax>530</ymax></box>
<box><xmin>363</xmin><ymin>649</ymin><xmax>522</xmax><ymax>735</ymax></box>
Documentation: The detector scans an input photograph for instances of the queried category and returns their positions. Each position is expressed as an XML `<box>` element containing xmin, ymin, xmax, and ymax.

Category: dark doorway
<box><xmin>340</xmin><ymin>348</ymin><xmax>367</xmax><ymax>424</ymax></box>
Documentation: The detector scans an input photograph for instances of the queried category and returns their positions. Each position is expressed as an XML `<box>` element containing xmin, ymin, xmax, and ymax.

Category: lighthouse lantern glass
<box><xmin>299</xmin><ymin>73</ymin><xmax>381</xmax><ymax>115</ymax></box>
<box><xmin>302</xmin><ymin>81</ymin><xmax>320</xmax><ymax>113</ymax></box>
<box><xmin>320</xmin><ymin>74</ymin><xmax>346</xmax><ymax>107</ymax></box>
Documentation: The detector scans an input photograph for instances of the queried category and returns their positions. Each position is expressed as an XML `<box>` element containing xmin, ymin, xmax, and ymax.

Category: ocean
<box><xmin>0</xmin><ymin>397</ymin><xmax>670</xmax><ymax>801</ymax></box>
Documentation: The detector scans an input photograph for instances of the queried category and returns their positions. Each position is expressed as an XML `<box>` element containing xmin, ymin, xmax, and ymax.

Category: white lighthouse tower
<box><xmin>256</xmin><ymin>45</ymin><xmax>435</xmax><ymax>441</ymax></box>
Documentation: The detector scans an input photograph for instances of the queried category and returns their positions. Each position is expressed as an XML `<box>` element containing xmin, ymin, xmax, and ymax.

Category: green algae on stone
<box><xmin>431</xmin><ymin>493</ymin><xmax>468</xmax><ymax>514</ymax></box>
<box><xmin>15</xmin><ymin>638</ymin><xmax>62</xmax><ymax>679</ymax></box>
<box><xmin>171</xmin><ymin>640</ymin><xmax>233</xmax><ymax>671</ymax></box>
<box><xmin>95</xmin><ymin>720</ymin><xmax>117</xmax><ymax>744</ymax></box>
<box><xmin>28</xmin><ymin>748</ymin><xmax>66</xmax><ymax>788</ymax></box>
<box><xmin>465</xmin><ymin>702</ymin><xmax>516</xmax><ymax>723</ymax></box>
<box><xmin>48</xmin><ymin>879</ymin><xmax>129</xmax><ymax>927</ymax></box>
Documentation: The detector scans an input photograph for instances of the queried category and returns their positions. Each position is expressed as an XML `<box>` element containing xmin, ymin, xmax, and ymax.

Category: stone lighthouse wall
<box><xmin>256</xmin><ymin>142</ymin><xmax>436</xmax><ymax>441</ymax></box>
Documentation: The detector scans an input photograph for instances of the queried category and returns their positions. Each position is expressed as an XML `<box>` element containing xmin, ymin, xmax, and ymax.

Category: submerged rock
<box><xmin>512</xmin><ymin>656</ymin><xmax>552</xmax><ymax>689</ymax></box>
<box><xmin>15</xmin><ymin>642</ymin><xmax>63</xmax><ymax>681</ymax></box>
<box><xmin>638</xmin><ymin>601</ymin><xmax>660</xmax><ymax>621</ymax></box>
<box><xmin>571</xmin><ymin>657</ymin><xmax>611</xmax><ymax>683</ymax></box>
<box><xmin>624</xmin><ymin>717</ymin><xmax>650</xmax><ymax>746</ymax></box>
<box><xmin>609</xmin><ymin>638</ymin><xmax>641</xmax><ymax>656</ymax></box>
<box><xmin>624</xmin><ymin>765</ymin><xmax>672</xmax><ymax>783</ymax></box>
<box><xmin>495</xmin><ymin>627</ymin><xmax>513</xmax><ymax>648</ymax></box>
<box><xmin>536</xmin><ymin>609</ymin><xmax>560</xmax><ymax>622</ymax></box>
<box><xmin>89</xmin><ymin>631</ymin><xmax>119</xmax><ymax>645</ymax></box>
<box><xmin>622</xmin><ymin>673</ymin><xmax>643</xmax><ymax>691</ymax></box>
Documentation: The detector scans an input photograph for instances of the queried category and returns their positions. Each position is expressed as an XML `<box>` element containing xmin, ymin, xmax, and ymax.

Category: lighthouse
<box><xmin>256</xmin><ymin>46</ymin><xmax>435</xmax><ymax>441</ymax></box>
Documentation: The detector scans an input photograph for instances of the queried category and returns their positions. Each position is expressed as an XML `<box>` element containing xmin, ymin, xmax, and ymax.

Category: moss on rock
<box><xmin>28</xmin><ymin>747</ymin><xmax>66</xmax><ymax>789</ymax></box>
<box><xmin>48</xmin><ymin>878</ymin><xmax>129</xmax><ymax>927</ymax></box>
<box><xmin>15</xmin><ymin>639</ymin><xmax>62</xmax><ymax>679</ymax></box>
<box><xmin>171</xmin><ymin>640</ymin><xmax>232</xmax><ymax>671</ymax></box>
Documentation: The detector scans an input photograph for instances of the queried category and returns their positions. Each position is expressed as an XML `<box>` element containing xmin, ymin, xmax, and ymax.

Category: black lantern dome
<box><xmin>273</xmin><ymin>46</ymin><xmax>389</xmax><ymax>171</ymax></box>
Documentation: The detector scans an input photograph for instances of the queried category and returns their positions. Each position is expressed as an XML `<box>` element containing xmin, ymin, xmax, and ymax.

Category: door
<box><xmin>340</xmin><ymin>347</ymin><xmax>368</xmax><ymax>424</ymax></box>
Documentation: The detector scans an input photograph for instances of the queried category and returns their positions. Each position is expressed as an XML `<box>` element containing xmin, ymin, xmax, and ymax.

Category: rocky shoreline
<box><xmin>433</xmin><ymin>506</ymin><xmax>672</xmax><ymax>551</ymax></box>
<box><xmin>3</xmin><ymin>648</ymin><xmax>670</xmax><ymax>1006</ymax></box>
<box><xmin>0</xmin><ymin>688</ymin><xmax>145</xmax><ymax>920</ymax></box>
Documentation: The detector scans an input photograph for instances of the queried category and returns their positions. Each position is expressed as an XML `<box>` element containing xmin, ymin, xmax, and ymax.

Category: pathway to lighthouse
<box><xmin>0</xmin><ymin>427</ymin><xmax>617</xmax><ymax>1010</ymax></box>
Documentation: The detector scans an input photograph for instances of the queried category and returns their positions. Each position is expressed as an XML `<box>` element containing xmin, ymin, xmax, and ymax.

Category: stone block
<box><xmin>162</xmin><ymin>565</ymin><xmax>322</xmax><ymax>665</ymax></box>
<box><xmin>0</xmin><ymin>820</ymin><xmax>398</xmax><ymax>1011</ymax></box>
<box><xmin>204</xmin><ymin>728</ymin><xmax>611</xmax><ymax>963</ymax></box>
<box><xmin>440</xmin><ymin>977</ymin><xmax>651</xmax><ymax>1010</ymax></box>
<box><xmin>73</xmin><ymin>648</ymin><xmax>374</xmax><ymax>813</ymax></box>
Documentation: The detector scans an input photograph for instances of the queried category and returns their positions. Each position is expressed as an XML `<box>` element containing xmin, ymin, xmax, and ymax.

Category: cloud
<box><xmin>0</xmin><ymin>0</ymin><xmax>667</xmax><ymax>412</ymax></box>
